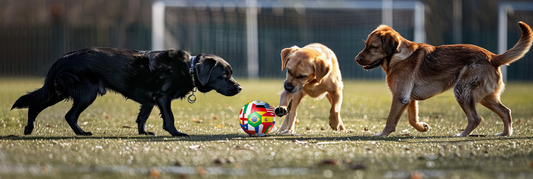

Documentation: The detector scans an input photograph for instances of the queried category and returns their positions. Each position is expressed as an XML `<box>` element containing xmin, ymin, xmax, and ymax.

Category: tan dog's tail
<box><xmin>493</xmin><ymin>21</ymin><xmax>533</xmax><ymax>67</ymax></box>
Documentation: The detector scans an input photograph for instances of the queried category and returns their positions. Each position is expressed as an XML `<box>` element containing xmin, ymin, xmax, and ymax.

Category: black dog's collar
<box><xmin>189</xmin><ymin>55</ymin><xmax>197</xmax><ymax>74</ymax></box>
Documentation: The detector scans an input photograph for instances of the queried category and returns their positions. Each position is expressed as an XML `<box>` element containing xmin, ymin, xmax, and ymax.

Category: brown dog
<box><xmin>355</xmin><ymin>22</ymin><xmax>533</xmax><ymax>137</ymax></box>
<box><xmin>275</xmin><ymin>43</ymin><xmax>344</xmax><ymax>134</ymax></box>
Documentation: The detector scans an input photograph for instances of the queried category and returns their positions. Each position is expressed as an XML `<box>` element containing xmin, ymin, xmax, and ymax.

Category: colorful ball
<box><xmin>238</xmin><ymin>100</ymin><xmax>276</xmax><ymax>136</ymax></box>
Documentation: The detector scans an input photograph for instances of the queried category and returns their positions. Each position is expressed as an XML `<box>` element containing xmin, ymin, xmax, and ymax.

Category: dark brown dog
<box><xmin>275</xmin><ymin>43</ymin><xmax>344</xmax><ymax>134</ymax></box>
<box><xmin>355</xmin><ymin>22</ymin><xmax>533</xmax><ymax>137</ymax></box>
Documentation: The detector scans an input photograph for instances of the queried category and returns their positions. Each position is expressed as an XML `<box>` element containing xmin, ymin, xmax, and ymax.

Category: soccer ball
<box><xmin>238</xmin><ymin>100</ymin><xmax>276</xmax><ymax>136</ymax></box>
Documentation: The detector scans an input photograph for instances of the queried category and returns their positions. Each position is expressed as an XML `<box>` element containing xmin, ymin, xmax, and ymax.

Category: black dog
<box><xmin>12</xmin><ymin>47</ymin><xmax>241</xmax><ymax>137</ymax></box>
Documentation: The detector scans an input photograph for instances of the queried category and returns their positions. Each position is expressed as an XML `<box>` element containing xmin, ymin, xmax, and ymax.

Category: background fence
<box><xmin>1</xmin><ymin>0</ymin><xmax>532</xmax><ymax>81</ymax></box>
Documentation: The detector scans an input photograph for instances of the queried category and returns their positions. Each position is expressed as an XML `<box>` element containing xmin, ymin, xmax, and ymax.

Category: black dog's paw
<box><xmin>76</xmin><ymin>131</ymin><xmax>93</xmax><ymax>136</ymax></box>
<box><xmin>24</xmin><ymin>125</ymin><xmax>34</xmax><ymax>135</ymax></box>
<box><xmin>172</xmin><ymin>132</ymin><xmax>190</xmax><ymax>137</ymax></box>
<box><xmin>275</xmin><ymin>106</ymin><xmax>288</xmax><ymax>117</ymax></box>
<box><xmin>139</xmin><ymin>131</ymin><xmax>156</xmax><ymax>135</ymax></box>
<box><xmin>163</xmin><ymin>127</ymin><xmax>189</xmax><ymax>137</ymax></box>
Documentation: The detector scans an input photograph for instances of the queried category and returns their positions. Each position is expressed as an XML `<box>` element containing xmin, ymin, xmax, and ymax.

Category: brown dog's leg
<box><xmin>375</xmin><ymin>97</ymin><xmax>409</xmax><ymax>136</ymax></box>
<box><xmin>326</xmin><ymin>91</ymin><xmax>345</xmax><ymax>131</ymax></box>
<box><xmin>455</xmin><ymin>101</ymin><xmax>483</xmax><ymax>137</ymax></box>
<box><xmin>277</xmin><ymin>91</ymin><xmax>304</xmax><ymax>134</ymax></box>
<box><xmin>481</xmin><ymin>94</ymin><xmax>512</xmax><ymax>136</ymax></box>
<box><xmin>407</xmin><ymin>100</ymin><xmax>430</xmax><ymax>132</ymax></box>
<box><xmin>454</xmin><ymin>68</ymin><xmax>494</xmax><ymax>137</ymax></box>
<box><xmin>454</xmin><ymin>87</ymin><xmax>483</xmax><ymax>137</ymax></box>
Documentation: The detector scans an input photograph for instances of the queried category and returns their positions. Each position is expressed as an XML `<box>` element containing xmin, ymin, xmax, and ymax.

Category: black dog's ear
<box><xmin>195</xmin><ymin>56</ymin><xmax>217</xmax><ymax>86</ymax></box>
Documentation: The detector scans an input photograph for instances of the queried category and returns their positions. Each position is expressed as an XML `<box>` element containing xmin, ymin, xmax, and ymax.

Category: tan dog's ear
<box><xmin>315</xmin><ymin>57</ymin><xmax>330</xmax><ymax>82</ymax></box>
<box><xmin>381</xmin><ymin>32</ymin><xmax>400</xmax><ymax>56</ymax></box>
<box><xmin>280</xmin><ymin>46</ymin><xmax>299</xmax><ymax>70</ymax></box>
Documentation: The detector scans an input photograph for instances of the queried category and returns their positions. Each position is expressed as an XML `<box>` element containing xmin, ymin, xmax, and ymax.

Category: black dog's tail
<box><xmin>11</xmin><ymin>57</ymin><xmax>77</xmax><ymax>109</ymax></box>
<box><xmin>11</xmin><ymin>80</ymin><xmax>55</xmax><ymax>109</ymax></box>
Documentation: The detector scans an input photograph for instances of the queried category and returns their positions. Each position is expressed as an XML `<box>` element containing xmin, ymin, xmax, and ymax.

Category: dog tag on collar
<box><xmin>187</xmin><ymin>94</ymin><xmax>196</xmax><ymax>104</ymax></box>
<box><xmin>187</xmin><ymin>88</ymin><xmax>197</xmax><ymax>104</ymax></box>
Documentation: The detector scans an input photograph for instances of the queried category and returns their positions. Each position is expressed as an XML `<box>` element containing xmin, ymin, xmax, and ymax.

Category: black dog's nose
<box><xmin>237</xmin><ymin>86</ymin><xmax>242</xmax><ymax>92</ymax></box>
<box><xmin>284</xmin><ymin>83</ymin><xmax>294</xmax><ymax>92</ymax></box>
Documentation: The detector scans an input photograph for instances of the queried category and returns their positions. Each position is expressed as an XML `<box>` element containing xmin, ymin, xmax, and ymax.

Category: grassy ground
<box><xmin>1</xmin><ymin>78</ymin><xmax>533</xmax><ymax>179</ymax></box>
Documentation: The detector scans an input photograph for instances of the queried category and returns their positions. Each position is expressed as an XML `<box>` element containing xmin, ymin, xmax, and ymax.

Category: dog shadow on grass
<box><xmin>200</xmin><ymin>134</ymin><xmax>533</xmax><ymax>144</ymax></box>
<box><xmin>1</xmin><ymin>133</ymin><xmax>531</xmax><ymax>143</ymax></box>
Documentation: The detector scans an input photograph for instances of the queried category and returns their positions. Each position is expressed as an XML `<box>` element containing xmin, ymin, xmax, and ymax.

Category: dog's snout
<box><xmin>237</xmin><ymin>86</ymin><xmax>242</xmax><ymax>92</ymax></box>
<box><xmin>355</xmin><ymin>55</ymin><xmax>361</xmax><ymax>63</ymax></box>
<box><xmin>284</xmin><ymin>83</ymin><xmax>295</xmax><ymax>92</ymax></box>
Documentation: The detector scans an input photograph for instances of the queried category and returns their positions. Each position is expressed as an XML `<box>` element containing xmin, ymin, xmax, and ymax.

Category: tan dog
<box><xmin>275</xmin><ymin>43</ymin><xmax>344</xmax><ymax>134</ymax></box>
<box><xmin>355</xmin><ymin>22</ymin><xmax>533</xmax><ymax>137</ymax></box>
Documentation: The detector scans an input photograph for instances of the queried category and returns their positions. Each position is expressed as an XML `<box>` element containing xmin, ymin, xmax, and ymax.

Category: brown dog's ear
<box><xmin>381</xmin><ymin>32</ymin><xmax>400</xmax><ymax>56</ymax></box>
<box><xmin>314</xmin><ymin>57</ymin><xmax>330</xmax><ymax>82</ymax></box>
<box><xmin>280</xmin><ymin>46</ymin><xmax>299</xmax><ymax>70</ymax></box>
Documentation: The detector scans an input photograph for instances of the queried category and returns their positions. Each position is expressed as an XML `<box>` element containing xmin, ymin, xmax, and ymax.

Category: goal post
<box><xmin>152</xmin><ymin>0</ymin><xmax>425</xmax><ymax>79</ymax></box>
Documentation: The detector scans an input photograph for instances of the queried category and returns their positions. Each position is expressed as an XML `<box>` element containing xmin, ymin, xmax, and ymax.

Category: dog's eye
<box><xmin>222</xmin><ymin>73</ymin><xmax>228</xmax><ymax>77</ymax></box>
<box><xmin>297</xmin><ymin>75</ymin><xmax>307</xmax><ymax>79</ymax></box>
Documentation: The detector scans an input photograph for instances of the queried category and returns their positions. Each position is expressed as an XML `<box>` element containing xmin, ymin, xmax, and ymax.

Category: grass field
<box><xmin>1</xmin><ymin>78</ymin><xmax>533</xmax><ymax>179</ymax></box>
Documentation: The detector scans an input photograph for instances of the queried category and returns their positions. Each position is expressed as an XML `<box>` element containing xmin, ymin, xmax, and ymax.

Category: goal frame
<box><xmin>152</xmin><ymin>0</ymin><xmax>425</xmax><ymax>79</ymax></box>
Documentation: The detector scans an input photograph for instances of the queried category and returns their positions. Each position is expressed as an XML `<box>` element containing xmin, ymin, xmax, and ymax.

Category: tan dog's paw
<box><xmin>275</xmin><ymin>106</ymin><xmax>288</xmax><ymax>117</ymax></box>
<box><xmin>276</xmin><ymin>130</ymin><xmax>297</xmax><ymax>135</ymax></box>
<box><xmin>338</xmin><ymin>124</ymin><xmax>345</xmax><ymax>131</ymax></box>
<box><xmin>329</xmin><ymin>123</ymin><xmax>345</xmax><ymax>131</ymax></box>
<box><xmin>329</xmin><ymin>119</ymin><xmax>345</xmax><ymax>131</ymax></box>
<box><xmin>419</xmin><ymin>122</ymin><xmax>430</xmax><ymax>132</ymax></box>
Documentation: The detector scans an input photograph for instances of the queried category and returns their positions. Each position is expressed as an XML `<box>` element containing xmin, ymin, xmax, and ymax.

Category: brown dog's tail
<box><xmin>493</xmin><ymin>21</ymin><xmax>533</xmax><ymax>67</ymax></box>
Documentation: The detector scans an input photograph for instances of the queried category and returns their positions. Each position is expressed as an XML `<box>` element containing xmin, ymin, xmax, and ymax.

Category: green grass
<box><xmin>1</xmin><ymin>78</ymin><xmax>533</xmax><ymax>178</ymax></box>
